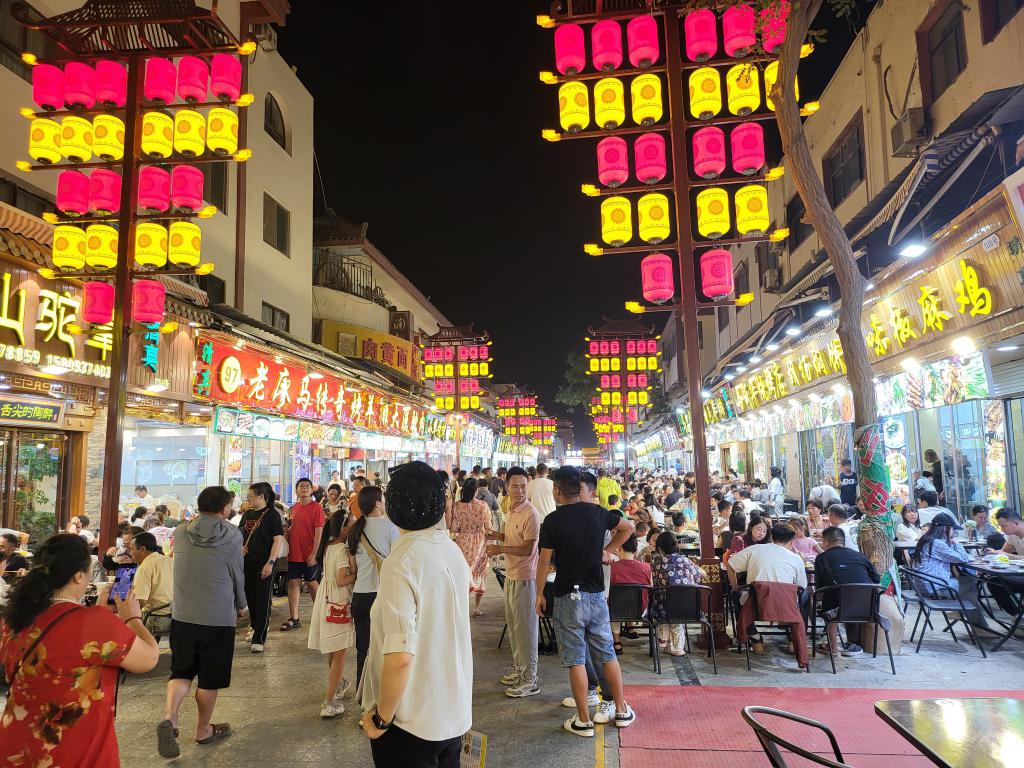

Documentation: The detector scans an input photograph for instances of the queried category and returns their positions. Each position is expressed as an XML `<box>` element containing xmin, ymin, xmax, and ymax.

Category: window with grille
<box><xmin>261</xmin><ymin>302</ymin><xmax>290</xmax><ymax>332</ymax></box>
<box><xmin>927</xmin><ymin>3</ymin><xmax>967</xmax><ymax>101</ymax></box>
<box><xmin>823</xmin><ymin>116</ymin><xmax>865</xmax><ymax>207</ymax></box>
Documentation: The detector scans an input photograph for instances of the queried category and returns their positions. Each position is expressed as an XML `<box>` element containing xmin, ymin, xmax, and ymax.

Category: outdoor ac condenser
<box><xmin>891</xmin><ymin>107</ymin><xmax>929</xmax><ymax>158</ymax></box>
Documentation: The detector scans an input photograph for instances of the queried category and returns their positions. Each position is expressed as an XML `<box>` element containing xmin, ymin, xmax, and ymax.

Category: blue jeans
<box><xmin>553</xmin><ymin>591</ymin><xmax>616</xmax><ymax>668</ymax></box>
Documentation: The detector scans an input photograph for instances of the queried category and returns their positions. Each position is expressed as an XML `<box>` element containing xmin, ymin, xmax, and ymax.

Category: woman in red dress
<box><xmin>1</xmin><ymin>533</ymin><xmax>160</xmax><ymax>768</ymax></box>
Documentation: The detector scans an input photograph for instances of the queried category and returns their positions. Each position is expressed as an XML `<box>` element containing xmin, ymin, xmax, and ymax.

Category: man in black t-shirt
<box><xmin>814</xmin><ymin>526</ymin><xmax>879</xmax><ymax>657</ymax></box>
<box><xmin>838</xmin><ymin>459</ymin><xmax>858</xmax><ymax>507</ymax></box>
<box><xmin>536</xmin><ymin>467</ymin><xmax>636</xmax><ymax>737</ymax></box>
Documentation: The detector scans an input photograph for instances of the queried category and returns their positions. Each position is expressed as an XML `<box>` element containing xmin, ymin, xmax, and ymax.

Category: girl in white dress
<box><xmin>308</xmin><ymin>513</ymin><xmax>356</xmax><ymax>717</ymax></box>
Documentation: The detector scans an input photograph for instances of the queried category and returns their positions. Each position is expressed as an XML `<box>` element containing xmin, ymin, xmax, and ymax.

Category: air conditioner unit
<box><xmin>252</xmin><ymin>22</ymin><xmax>277</xmax><ymax>52</ymax></box>
<box><xmin>761</xmin><ymin>268</ymin><xmax>782</xmax><ymax>293</ymax></box>
<box><xmin>891</xmin><ymin>107</ymin><xmax>929</xmax><ymax>158</ymax></box>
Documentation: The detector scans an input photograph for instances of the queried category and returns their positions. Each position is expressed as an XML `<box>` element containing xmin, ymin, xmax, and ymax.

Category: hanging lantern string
<box><xmin>45</xmin><ymin>208</ymin><xmax>215</xmax><ymax>226</ymax></box>
<box><xmin>20</xmin><ymin>97</ymin><xmax>252</xmax><ymax>120</ymax></box>
<box><xmin>543</xmin><ymin>63</ymin><xmax>669</xmax><ymax>84</ymax></box>
<box><xmin>547</xmin><ymin>110</ymin><xmax>776</xmax><ymax>142</ymax></box>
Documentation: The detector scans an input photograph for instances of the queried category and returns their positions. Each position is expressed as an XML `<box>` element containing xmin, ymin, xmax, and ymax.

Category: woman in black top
<box><xmin>240</xmin><ymin>482</ymin><xmax>285</xmax><ymax>651</ymax></box>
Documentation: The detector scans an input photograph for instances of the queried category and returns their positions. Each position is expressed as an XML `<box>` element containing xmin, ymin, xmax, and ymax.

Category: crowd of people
<box><xmin>3</xmin><ymin>457</ymin><xmax>1023</xmax><ymax>766</ymax></box>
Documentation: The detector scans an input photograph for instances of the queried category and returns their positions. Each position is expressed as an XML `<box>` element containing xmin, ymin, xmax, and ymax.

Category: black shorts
<box><xmin>169</xmin><ymin>620</ymin><xmax>235</xmax><ymax>690</ymax></box>
<box><xmin>287</xmin><ymin>561</ymin><xmax>321</xmax><ymax>582</ymax></box>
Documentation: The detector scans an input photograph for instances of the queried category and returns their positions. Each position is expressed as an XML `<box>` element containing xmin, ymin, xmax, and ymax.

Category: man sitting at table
<box><xmin>917</xmin><ymin>490</ymin><xmax>955</xmax><ymax>527</ymax></box>
<box><xmin>986</xmin><ymin>508</ymin><xmax>1024</xmax><ymax>618</ymax></box>
<box><xmin>971</xmin><ymin>505</ymin><xmax>998</xmax><ymax>540</ymax></box>
<box><xmin>994</xmin><ymin>508</ymin><xmax>1024</xmax><ymax>560</ymax></box>
<box><xmin>814</xmin><ymin>526</ymin><xmax>879</xmax><ymax>658</ymax></box>
<box><xmin>827</xmin><ymin>504</ymin><xmax>860</xmax><ymax>552</ymax></box>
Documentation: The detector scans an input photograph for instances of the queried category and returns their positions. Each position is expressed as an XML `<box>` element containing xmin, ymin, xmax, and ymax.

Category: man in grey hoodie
<box><xmin>157</xmin><ymin>486</ymin><xmax>247</xmax><ymax>758</ymax></box>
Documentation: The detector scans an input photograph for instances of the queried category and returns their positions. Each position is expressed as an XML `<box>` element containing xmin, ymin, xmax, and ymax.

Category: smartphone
<box><xmin>107</xmin><ymin>566</ymin><xmax>137</xmax><ymax>604</ymax></box>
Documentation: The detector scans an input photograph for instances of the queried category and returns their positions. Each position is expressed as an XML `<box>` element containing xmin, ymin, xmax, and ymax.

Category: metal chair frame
<box><xmin>649</xmin><ymin>584</ymin><xmax>717</xmax><ymax>674</ymax></box>
<box><xmin>608</xmin><ymin>583</ymin><xmax>658</xmax><ymax>672</ymax></box>
<box><xmin>810</xmin><ymin>583</ymin><xmax>896</xmax><ymax>675</ymax></box>
<box><xmin>741</xmin><ymin>706</ymin><xmax>854</xmax><ymax>768</ymax></box>
<box><xmin>900</xmin><ymin>565</ymin><xmax>987</xmax><ymax>658</ymax></box>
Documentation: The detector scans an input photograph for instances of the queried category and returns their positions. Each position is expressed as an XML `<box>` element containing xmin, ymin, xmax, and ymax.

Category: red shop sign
<box><xmin>193</xmin><ymin>335</ymin><xmax>427</xmax><ymax>438</ymax></box>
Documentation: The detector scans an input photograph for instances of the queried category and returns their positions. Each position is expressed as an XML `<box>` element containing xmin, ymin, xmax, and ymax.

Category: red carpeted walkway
<box><xmin>618</xmin><ymin>686</ymin><xmax>1024</xmax><ymax>767</ymax></box>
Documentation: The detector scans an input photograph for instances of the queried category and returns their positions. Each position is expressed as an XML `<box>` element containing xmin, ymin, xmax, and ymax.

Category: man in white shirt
<box><xmin>726</xmin><ymin>525</ymin><xmax>808</xmax><ymax>591</ymax></box>
<box><xmin>738</xmin><ymin>489</ymin><xmax>762</xmax><ymax>516</ymax></box>
<box><xmin>527</xmin><ymin>463</ymin><xmax>557</xmax><ymax>517</ymax></box>
<box><xmin>767</xmin><ymin>467</ymin><xmax>785</xmax><ymax>517</ymax></box>
<box><xmin>996</xmin><ymin>508</ymin><xmax>1024</xmax><ymax>559</ymax></box>
<box><xmin>916</xmin><ymin>490</ymin><xmax>955</xmax><ymax>527</ymax></box>
<box><xmin>809</xmin><ymin>484</ymin><xmax>842</xmax><ymax>508</ymax></box>
<box><xmin>360</xmin><ymin>461</ymin><xmax>472</xmax><ymax>767</ymax></box>
<box><xmin>134</xmin><ymin>484</ymin><xmax>158</xmax><ymax>511</ymax></box>
<box><xmin>827</xmin><ymin>504</ymin><xmax>860</xmax><ymax>552</ymax></box>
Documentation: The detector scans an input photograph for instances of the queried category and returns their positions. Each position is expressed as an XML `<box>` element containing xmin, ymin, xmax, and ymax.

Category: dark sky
<box><xmin>277</xmin><ymin>3</ymin><xmax>864</xmax><ymax>443</ymax></box>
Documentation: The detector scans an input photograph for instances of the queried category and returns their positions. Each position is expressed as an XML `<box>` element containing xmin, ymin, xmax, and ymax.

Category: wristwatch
<box><xmin>370</xmin><ymin>709</ymin><xmax>392</xmax><ymax>730</ymax></box>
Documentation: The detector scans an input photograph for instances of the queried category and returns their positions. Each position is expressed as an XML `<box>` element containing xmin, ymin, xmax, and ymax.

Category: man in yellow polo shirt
<box><xmin>596</xmin><ymin>467</ymin><xmax>622</xmax><ymax>509</ymax></box>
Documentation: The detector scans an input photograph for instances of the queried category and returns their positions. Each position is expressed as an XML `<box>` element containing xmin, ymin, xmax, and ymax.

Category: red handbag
<box><xmin>326</xmin><ymin>601</ymin><xmax>351</xmax><ymax>624</ymax></box>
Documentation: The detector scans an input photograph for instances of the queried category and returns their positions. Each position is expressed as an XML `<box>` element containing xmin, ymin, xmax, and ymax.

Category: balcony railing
<box><xmin>313</xmin><ymin>248</ymin><xmax>392</xmax><ymax>309</ymax></box>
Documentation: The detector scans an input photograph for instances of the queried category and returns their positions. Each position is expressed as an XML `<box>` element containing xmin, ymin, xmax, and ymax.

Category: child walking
<box><xmin>308</xmin><ymin>512</ymin><xmax>356</xmax><ymax>717</ymax></box>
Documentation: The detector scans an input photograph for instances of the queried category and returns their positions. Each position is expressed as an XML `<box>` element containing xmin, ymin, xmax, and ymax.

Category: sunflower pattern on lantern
<box><xmin>29</xmin><ymin>118</ymin><xmax>61</xmax><ymax>164</ymax></box>
<box><xmin>696</xmin><ymin>187</ymin><xmax>730</xmax><ymax>239</ymax></box>
<box><xmin>735</xmin><ymin>184</ymin><xmax>769</xmax><ymax>236</ymax></box>
<box><xmin>688</xmin><ymin>67</ymin><xmax>721</xmax><ymax>120</ymax></box>
<box><xmin>601</xmin><ymin>196</ymin><xmax>632</xmax><ymax>246</ymax></box>
<box><xmin>594</xmin><ymin>78</ymin><xmax>625</xmax><ymax>129</ymax></box>
<box><xmin>92</xmin><ymin>114</ymin><xmax>125</xmax><ymax>161</ymax></box>
<box><xmin>637</xmin><ymin>193</ymin><xmax>670</xmax><ymax>244</ymax></box>
<box><xmin>558</xmin><ymin>82</ymin><xmax>590</xmax><ymax>133</ymax></box>
<box><xmin>631</xmin><ymin>73</ymin><xmax>662</xmax><ymax>126</ymax></box>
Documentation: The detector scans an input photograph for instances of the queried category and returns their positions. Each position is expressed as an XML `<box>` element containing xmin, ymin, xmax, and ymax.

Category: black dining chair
<box><xmin>976</xmin><ymin>574</ymin><xmax>1024</xmax><ymax>651</ymax></box>
<box><xmin>735</xmin><ymin>584</ymin><xmax>809</xmax><ymax>672</ymax></box>
<box><xmin>649</xmin><ymin>584</ymin><xmax>717</xmax><ymax>674</ymax></box>
<box><xmin>741</xmin><ymin>706</ymin><xmax>855</xmax><ymax>768</ymax></box>
<box><xmin>900</xmin><ymin>565</ymin><xmax>987</xmax><ymax>658</ymax></box>
<box><xmin>607</xmin><ymin>583</ymin><xmax>657</xmax><ymax>671</ymax></box>
<box><xmin>810</xmin><ymin>584</ymin><xmax>896</xmax><ymax>675</ymax></box>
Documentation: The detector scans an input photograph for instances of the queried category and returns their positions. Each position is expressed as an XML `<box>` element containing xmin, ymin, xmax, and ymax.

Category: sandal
<box><xmin>613</xmin><ymin>642</ymin><xmax>624</xmax><ymax>655</ymax></box>
<box><xmin>196</xmin><ymin>722</ymin><xmax>232</xmax><ymax>745</ymax></box>
<box><xmin>157</xmin><ymin>719</ymin><xmax>180</xmax><ymax>758</ymax></box>
<box><xmin>280</xmin><ymin>618</ymin><xmax>301</xmax><ymax>631</ymax></box>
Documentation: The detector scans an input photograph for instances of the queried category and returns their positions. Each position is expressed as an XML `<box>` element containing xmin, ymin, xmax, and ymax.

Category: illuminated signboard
<box><xmin>421</xmin><ymin>339</ymin><xmax>493</xmax><ymax>412</ymax></box>
<box><xmin>0</xmin><ymin>394</ymin><xmax>63</xmax><ymax>426</ymax></box>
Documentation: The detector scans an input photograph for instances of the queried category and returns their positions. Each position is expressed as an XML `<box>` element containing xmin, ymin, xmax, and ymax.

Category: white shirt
<box><xmin>896</xmin><ymin>523</ymin><xmax>922</xmax><ymax>542</ymax></box>
<box><xmin>353</xmin><ymin>516</ymin><xmax>401</xmax><ymax>593</ymax></box>
<box><xmin>135</xmin><ymin>494</ymin><xmax>158</xmax><ymax>511</ymax></box>
<box><xmin>809</xmin><ymin>485</ymin><xmax>841</xmax><ymax>507</ymax></box>
<box><xmin>742</xmin><ymin>500</ymin><xmax>764</xmax><ymax>516</ymax></box>
<box><xmin>728</xmin><ymin>543</ymin><xmax>807</xmax><ymax>589</ymax></box>
<box><xmin>1005</xmin><ymin>533</ymin><xmax>1024</xmax><ymax>555</ymax></box>
<box><xmin>647</xmin><ymin>505</ymin><xmax>665</xmax><ymax>527</ymax></box>
<box><xmin>767</xmin><ymin>478</ymin><xmax>785</xmax><ymax>515</ymax></box>
<box><xmin>359</xmin><ymin>528</ymin><xmax>472</xmax><ymax>741</ymax></box>
<box><xmin>837</xmin><ymin>520</ymin><xmax>860</xmax><ymax>551</ymax></box>
<box><xmin>917</xmin><ymin>505</ymin><xmax>953</xmax><ymax>526</ymax></box>
<box><xmin>527</xmin><ymin>477</ymin><xmax>556</xmax><ymax>517</ymax></box>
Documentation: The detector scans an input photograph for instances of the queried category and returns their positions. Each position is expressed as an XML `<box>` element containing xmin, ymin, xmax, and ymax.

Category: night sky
<box><xmin>277</xmin><ymin>3</ymin><xmax>863</xmax><ymax>443</ymax></box>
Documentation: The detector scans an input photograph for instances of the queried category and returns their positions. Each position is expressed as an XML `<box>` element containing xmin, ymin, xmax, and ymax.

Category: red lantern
<box><xmin>64</xmin><ymin>62</ymin><xmax>96</xmax><ymax>109</ymax></box>
<box><xmin>626</xmin><ymin>15</ymin><xmax>659</xmax><ymax>68</ymax></box>
<box><xmin>683</xmin><ymin>10</ymin><xmax>717</xmax><ymax>63</ymax></box>
<box><xmin>144</xmin><ymin>57</ymin><xmax>176</xmax><ymax>104</ymax></box>
<box><xmin>761</xmin><ymin>2</ymin><xmax>790</xmax><ymax>54</ymax></box>
<box><xmin>210</xmin><ymin>54</ymin><xmax>242</xmax><ymax>101</ymax></box>
<box><xmin>597</xmin><ymin>137</ymin><xmax>629</xmax><ymax>188</ymax></box>
<box><xmin>138</xmin><ymin>166</ymin><xmax>170</xmax><ymax>212</ymax></box>
<box><xmin>171</xmin><ymin>165</ymin><xmax>204</xmax><ymax>211</ymax></box>
<box><xmin>591</xmin><ymin>20</ymin><xmax>622</xmax><ymax>71</ymax></box>
<box><xmin>82</xmin><ymin>282</ymin><xmax>115</xmax><ymax>325</ymax></box>
<box><xmin>177</xmin><ymin>55</ymin><xmax>209</xmax><ymax>103</ymax></box>
<box><xmin>554</xmin><ymin>24</ymin><xmax>586</xmax><ymax>76</ymax></box>
<box><xmin>641</xmin><ymin>252</ymin><xmax>675</xmax><ymax>304</ymax></box>
<box><xmin>692</xmin><ymin>126</ymin><xmax>726</xmax><ymax>179</ymax></box>
<box><xmin>32</xmin><ymin>63</ymin><xmax>64</xmax><ymax>111</ymax></box>
<box><xmin>56</xmin><ymin>170</ymin><xmax>89</xmax><ymax>216</ymax></box>
<box><xmin>731</xmin><ymin>122</ymin><xmax>765</xmax><ymax>175</ymax></box>
<box><xmin>132</xmin><ymin>279</ymin><xmax>165</xmax><ymax>324</ymax></box>
<box><xmin>634</xmin><ymin>132</ymin><xmax>666</xmax><ymax>184</ymax></box>
<box><xmin>723</xmin><ymin>4</ymin><xmax>756</xmax><ymax>58</ymax></box>
<box><xmin>89</xmin><ymin>169</ymin><xmax>122</xmax><ymax>215</ymax></box>
<box><xmin>700</xmin><ymin>248</ymin><xmax>734</xmax><ymax>298</ymax></box>
<box><xmin>95</xmin><ymin>60</ymin><xmax>127</xmax><ymax>107</ymax></box>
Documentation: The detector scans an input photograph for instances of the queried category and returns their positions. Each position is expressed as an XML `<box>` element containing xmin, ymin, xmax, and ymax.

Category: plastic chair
<box><xmin>650</xmin><ymin>584</ymin><xmax>717</xmax><ymax>674</ymax></box>
<box><xmin>900</xmin><ymin>565</ymin><xmax>987</xmax><ymax>658</ymax></box>
<box><xmin>810</xmin><ymin>583</ymin><xmax>896</xmax><ymax>675</ymax></box>
<box><xmin>607</xmin><ymin>583</ymin><xmax>657</xmax><ymax>671</ymax></box>
<box><xmin>741</xmin><ymin>706</ymin><xmax>855</xmax><ymax>768</ymax></box>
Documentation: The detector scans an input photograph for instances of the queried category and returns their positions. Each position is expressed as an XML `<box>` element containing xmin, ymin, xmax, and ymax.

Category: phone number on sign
<box><xmin>44</xmin><ymin>354</ymin><xmax>111</xmax><ymax>379</ymax></box>
<box><xmin>0</xmin><ymin>344</ymin><xmax>41</xmax><ymax>365</ymax></box>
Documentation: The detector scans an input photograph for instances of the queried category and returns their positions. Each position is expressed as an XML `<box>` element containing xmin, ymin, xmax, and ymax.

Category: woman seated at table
<box><xmin>650</xmin><ymin>532</ymin><xmax>704</xmax><ymax>656</ymax></box>
<box><xmin>724</xmin><ymin>515</ymin><xmax>771</xmax><ymax>564</ymax></box>
<box><xmin>805</xmin><ymin>500</ymin><xmax>828</xmax><ymax>539</ymax></box>
<box><xmin>719</xmin><ymin>510</ymin><xmax>747</xmax><ymax>552</ymax></box>
<box><xmin>788</xmin><ymin>516</ymin><xmax>822</xmax><ymax>563</ymax></box>
<box><xmin>910</xmin><ymin>512</ymin><xmax>995</xmax><ymax>632</ymax></box>
<box><xmin>897</xmin><ymin>505</ymin><xmax>924</xmax><ymax>543</ymax></box>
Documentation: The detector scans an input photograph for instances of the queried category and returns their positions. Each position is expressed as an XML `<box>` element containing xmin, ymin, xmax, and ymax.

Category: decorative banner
<box><xmin>214</xmin><ymin>406</ymin><xmax>298</xmax><ymax>442</ymax></box>
<box><xmin>855</xmin><ymin>422</ymin><xmax>898</xmax><ymax>595</ymax></box>
<box><xmin>194</xmin><ymin>334</ymin><xmax>428</xmax><ymax>439</ymax></box>
<box><xmin>0</xmin><ymin>394</ymin><xmax>63</xmax><ymax>426</ymax></box>
<box><xmin>321</xmin><ymin>320</ymin><xmax>419</xmax><ymax>379</ymax></box>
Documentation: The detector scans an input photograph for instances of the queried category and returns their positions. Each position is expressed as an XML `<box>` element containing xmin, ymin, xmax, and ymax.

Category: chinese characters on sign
<box><xmin>322</xmin><ymin>321</ymin><xmax>420</xmax><ymax>380</ymax></box>
<box><xmin>0</xmin><ymin>395</ymin><xmax>62</xmax><ymax>425</ymax></box>
<box><xmin>193</xmin><ymin>335</ymin><xmax>428</xmax><ymax>438</ymax></box>
<box><xmin>141</xmin><ymin>323</ymin><xmax>160</xmax><ymax>373</ymax></box>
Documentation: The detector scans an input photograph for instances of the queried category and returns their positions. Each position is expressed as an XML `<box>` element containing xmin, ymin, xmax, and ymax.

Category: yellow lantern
<box><xmin>558</xmin><ymin>82</ymin><xmax>590</xmax><ymax>134</ymax></box>
<box><xmin>696</xmin><ymin>187</ymin><xmax>730</xmax><ymax>239</ymax></box>
<box><xmin>601</xmin><ymin>195</ymin><xmax>632</xmax><ymax>246</ymax></box>
<box><xmin>92</xmin><ymin>115</ymin><xmax>125</xmax><ymax>161</ymax></box>
<box><xmin>134</xmin><ymin>222</ymin><xmax>168</xmax><ymax>267</ymax></box>
<box><xmin>28</xmin><ymin>118</ymin><xmax>61</xmax><ymax>164</ymax></box>
<box><xmin>631</xmin><ymin>73</ymin><xmax>663</xmax><ymax>126</ymax></box>
<box><xmin>168</xmin><ymin>221</ymin><xmax>202</xmax><ymax>267</ymax></box>
<box><xmin>688</xmin><ymin>67</ymin><xmax>721</xmax><ymax>120</ymax></box>
<box><xmin>593</xmin><ymin>77</ymin><xmax>625</xmax><ymax>130</ymax></box>
<box><xmin>59</xmin><ymin>116</ymin><xmax>93</xmax><ymax>163</ymax></box>
<box><xmin>735</xmin><ymin>184</ymin><xmax>770</xmax><ymax>236</ymax></box>
<box><xmin>764</xmin><ymin>60</ymin><xmax>799</xmax><ymax>111</ymax></box>
<box><xmin>637</xmin><ymin>193</ymin><xmax>670</xmax><ymax>244</ymax></box>
<box><xmin>173</xmin><ymin>108</ymin><xmax>206</xmax><ymax>157</ymax></box>
<box><xmin>726</xmin><ymin>63</ymin><xmax>760</xmax><ymax>116</ymax></box>
<box><xmin>141</xmin><ymin>111</ymin><xmax>173</xmax><ymax>159</ymax></box>
<box><xmin>53</xmin><ymin>225</ymin><xmax>86</xmax><ymax>270</ymax></box>
<box><xmin>85</xmin><ymin>224</ymin><xmax>118</xmax><ymax>269</ymax></box>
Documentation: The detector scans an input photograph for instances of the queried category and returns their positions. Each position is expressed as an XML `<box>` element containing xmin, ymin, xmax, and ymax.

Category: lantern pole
<box><xmin>662</xmin><ymin>11</ymin><xmax>729</xmax><ymax>647</ymax></box>
<box><xmin>98</xmin><ymin>55</ymin><xmax>143</xmax><ymax>553</ymax></box>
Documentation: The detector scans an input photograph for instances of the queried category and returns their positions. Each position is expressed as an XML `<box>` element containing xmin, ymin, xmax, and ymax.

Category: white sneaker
<box><xmin>334</xmin><ymin>678</ymin><xmax>352</xmax><ymax>701</ymax></box>
<box><xmin>613</xmin><ymin>704</ymin><xmax>636</xmax><ymax>728</ymax></box>
<box><xmin>505</xmin><ymin>679</ymin><xmax>540</xmax><ymax>698</ymax></box>
<box><xmin>561</xmin><ymin>691</ymin><xmax>600</xmax><ymax>708</ymax></box>
<box><xmin>592</xmin><ymin>701</ymin><xmax>616</xmax><ymax>724</ymax></box>
<box><xmin>319</xmin><ymin>700</ymin><xmax>345</xmax><ymax>718</ymax></box>
<box><xmin>250</xmin><ymin>643</ymin><xmax>264</xmax><ymax>653</ymax></box>
<box><xmin>563</xmin><ymin>715</ymin><xmax>595</xmax><ymax>737</ymax></box>
<box><xmin>500</xmin><ymin>669</ymin><xmax>522</xmax><ymax>686</ymax></box>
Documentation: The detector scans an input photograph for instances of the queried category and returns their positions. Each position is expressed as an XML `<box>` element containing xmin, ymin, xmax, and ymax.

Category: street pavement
<box><xmin>115</xmin><ymin>574</ymin><xmax>1024</xmax><ymax>767</ymax></box>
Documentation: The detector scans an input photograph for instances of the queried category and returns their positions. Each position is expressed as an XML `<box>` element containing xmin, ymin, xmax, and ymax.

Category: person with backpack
<box><xmin>347</xmin><ymin>484</ymin><xmax>400</xmax><ymax>686</ymax></box>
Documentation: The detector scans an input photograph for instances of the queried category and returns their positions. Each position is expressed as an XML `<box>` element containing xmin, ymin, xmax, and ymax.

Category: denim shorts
<box><xmin>553</xmin><ymin>591</ymin><xmax>617</xmax><ymax>668</ymax></box>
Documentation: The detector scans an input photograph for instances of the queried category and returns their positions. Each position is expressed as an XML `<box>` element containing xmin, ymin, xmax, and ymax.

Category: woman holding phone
<box><xmin>0</xmin><ymin>533</ymin><xmax>160</xmax><ymax>767</ymax></box>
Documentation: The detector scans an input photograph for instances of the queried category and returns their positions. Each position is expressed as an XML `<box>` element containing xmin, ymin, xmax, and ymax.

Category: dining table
<box><xmin>875</xmin><ymin>697</ymin><xmax>1024</xmax><ymax>768</ymax></box>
